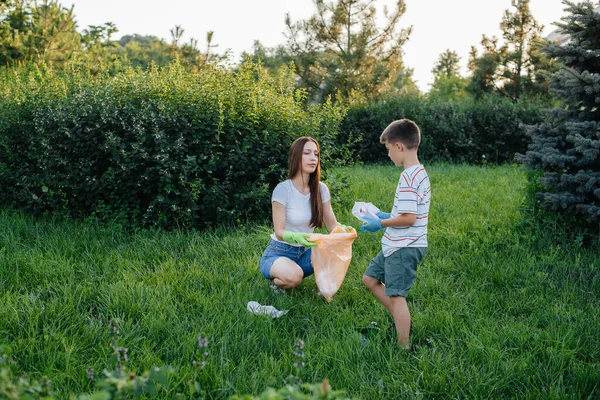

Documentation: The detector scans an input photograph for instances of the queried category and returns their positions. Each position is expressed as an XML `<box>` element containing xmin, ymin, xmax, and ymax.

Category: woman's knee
<box><xmin>275</xmin><ymin>270</ymin><xmax>303</xmax><ymax>288</ymax></box>
<box><xmin>285</xmin><ymin>272</ymin><xmax>304</xmax><ymax>288</ymax></box>
<box><xmin>271</xmin><ymin>258</ymin><xmax>304</xmax><ymax>288</ymax></box>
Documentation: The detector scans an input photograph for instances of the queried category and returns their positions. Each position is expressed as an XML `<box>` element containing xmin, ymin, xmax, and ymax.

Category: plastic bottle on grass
<box><xmin>246</xmin><ymin>301</ymin><xmax>288</xmax><ymax>318</ymax></box>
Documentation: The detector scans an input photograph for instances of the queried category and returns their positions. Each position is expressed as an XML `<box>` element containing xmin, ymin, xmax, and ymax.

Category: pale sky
<box><xmin>64</xmin><ymin>0</ymin><xmax>578</xmax><ymax>92</ymax></box>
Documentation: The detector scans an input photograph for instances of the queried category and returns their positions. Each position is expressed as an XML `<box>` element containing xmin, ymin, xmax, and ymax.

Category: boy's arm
<box><xmin>380</xmin><ymin>213</ymin><xmax>416</xmax><ymax>228</ymax></box>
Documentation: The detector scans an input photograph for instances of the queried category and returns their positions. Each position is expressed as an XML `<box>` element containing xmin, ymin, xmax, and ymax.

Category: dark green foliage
<box><xmin>339</xmin><ymin>94</ymin><xmax>545</xmax><ymax>164</ymax></box>
<box><xmin>517</xmin><ymin>0</ymin><xmax>600</xmax><ymax>225</ymax></box>
<box><xmin>0</xmin><ymin>62</ymin><xmax>346</xmax><ymax>229</ymax></box>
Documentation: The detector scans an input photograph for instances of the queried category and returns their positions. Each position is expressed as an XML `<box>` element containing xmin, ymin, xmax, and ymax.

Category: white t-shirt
<box><xmin>381</xmin><ymin>164</ymin><xmax>431</xmax><ymax>256</ymax></box>
<box><xmin>270</xmin><ymin>180</ymin><xmax>331</xmax><ymax>244</ymax></box>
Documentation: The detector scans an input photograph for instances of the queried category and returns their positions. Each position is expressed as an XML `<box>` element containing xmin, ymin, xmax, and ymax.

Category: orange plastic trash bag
<box><xmin>308</xmin><ymin>226</ymin><xmax>358</xmax><ymax>302</ymax></box>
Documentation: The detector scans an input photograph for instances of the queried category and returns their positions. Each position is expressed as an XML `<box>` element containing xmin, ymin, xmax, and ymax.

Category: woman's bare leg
<box><xmin>270</xmin><ymin>257</ymin><xmax>304</xmax><ymax>289</ymax></box>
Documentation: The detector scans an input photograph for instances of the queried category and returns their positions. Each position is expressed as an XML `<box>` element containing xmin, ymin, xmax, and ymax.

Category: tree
<box><xmin>239</xmin><ymin>40</ymin><xmax>293</xmax><ymax>76</ymax></box>
<box><xmin>516</xmin><ymin>0</ymin><xmax>600</xmax><ymax>225</ymax></box>
<box><xmin>521</xmin><ymin>34</ymin><xmax>559</xmax><ymax>98</ymax></box>
<box><xmin>0</xmin><ymin>0</ymin><xmax>29</xmax><ymax>65</ymax></box>
<box><xmin>113</xmin><ymin>33</ymin><xmax>172</xmax><ymax>69</ymax></box>
<box><xmin>467</xmin><ymin>36</ymin><xmax>503</xmax><ymax>97</ymax></box>
<box><xmin>0</xmin><ymin>2</ymin><xmax>223</xmax><ymax>73</ymax></box>
<box><xmin>0</xmin><ymin>0</ymin><xmax>80</xmax><ymax>67</ymax></box>
<box><xmin>467</xmin><ymin>0</ymin><xmax>554</xmax><ymax>101</ymax></box>
<box><xmin>499</xmin><ymin>0</ymin><xmax>544</xmax><ymax>100</ymax></box>
<box><xmin>429</xmin><ymin>49</ymin><xmax>468</xmax><ymax>101</ymax></box>
<box><xmin>168</xmin><ymin>25</ymin><xmax>225</xmax><ymax>71</ymax></box>
<box><xmin>284</xmin><ymin>0</ymin><xmax>414</xmax><ymax>102</ymax></box>
<box><xmin>432</xmin><ymin>49</ymin><xmax>460</xmax><ymax>78</ymax></box>
<box><xmin>77</xmin><ymin>22</ymin><xmax>120</xmax><ymax>73</ymax></box>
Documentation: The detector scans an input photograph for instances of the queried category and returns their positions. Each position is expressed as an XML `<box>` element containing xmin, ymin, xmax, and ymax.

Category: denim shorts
<box><xmin>259</xmin><ymin>239</ymin><xmax>314</xmax><ymax>279</ymax></box>
<box><xmin>364</xmin><ymin>247</ymin><xmax>426</xmax><ymax>297</ymax></box>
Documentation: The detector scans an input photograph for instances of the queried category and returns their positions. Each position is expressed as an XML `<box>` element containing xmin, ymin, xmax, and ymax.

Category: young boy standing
<box><xmin>360</xmin><ymin>119</ymin><xmax>431</xmax><ymax>349</ymax></box>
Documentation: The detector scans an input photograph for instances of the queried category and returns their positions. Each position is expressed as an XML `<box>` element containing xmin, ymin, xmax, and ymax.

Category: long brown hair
<box><xmin>288</xmin><ymin>136</ymin><xmax>323</xmax><ymax>228</ymax></box>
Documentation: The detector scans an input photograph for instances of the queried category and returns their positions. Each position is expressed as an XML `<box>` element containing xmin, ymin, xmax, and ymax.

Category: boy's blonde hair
<box><xmin>380</xmin><ymin>119</ymin><xmax>421</xmax><ymax>150</ymax></box>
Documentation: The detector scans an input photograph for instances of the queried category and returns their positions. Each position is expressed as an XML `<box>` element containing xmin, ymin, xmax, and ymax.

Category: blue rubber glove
<box><xmin>360</xmin><ymin>216</ymin><xmax>383</xmax><ymax>232</ymax></box>
<box><xmin>376</xmin><ymin>211</ymin><xmax>391</xmax><ymax>219</ymax></box>
<box><xmin>282</xmin><ymin>231</ymin><xmax>317</xmax><ymax>247</ymax></box>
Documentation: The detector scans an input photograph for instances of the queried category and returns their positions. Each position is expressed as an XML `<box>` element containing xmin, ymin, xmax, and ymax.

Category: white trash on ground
<box><xmin>246</xmin><ymin>301</ymin><xmax>289</xmax><ymax>318</ymax></box>
<box><xmin>352</xmin><ymin>202</ymin><xmax>381</xmax><ymax>222</ymax></box>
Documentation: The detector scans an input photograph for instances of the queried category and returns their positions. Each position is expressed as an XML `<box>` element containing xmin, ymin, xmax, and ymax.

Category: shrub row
<box><xmin>338</xmin><ymin>95</ymin><xmax>547</xmax><ymax>164</ymax></box>
<box><xmin>0</xmin><ymin>63</ymin><xmax>345</xmax><ymax>229</ymax></box>
<box><xmin>0</xmin><ymin>62</ymin><xmax>547</xmax><ymax>229</ymax></box>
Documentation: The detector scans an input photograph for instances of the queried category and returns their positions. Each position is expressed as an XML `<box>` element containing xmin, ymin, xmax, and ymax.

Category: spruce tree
<box><xmin>516</xmin><ymin>0</ymin><xmax>600</xmax><ymax>224</ymax></box>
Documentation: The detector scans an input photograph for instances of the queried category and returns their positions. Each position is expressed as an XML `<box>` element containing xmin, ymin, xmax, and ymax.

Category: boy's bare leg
<box><xmin>390</xmin><ymin>296</ymin><xmax>411</xmax><ymax>349</ymax></box>
<box><xmin>362</xmin><ymin>275</ymin><xmax>393</xmax><ymax>312</ymax></box>
<box><xmin>363</xmin><ymin>275</ymin><xmax>411</xmax><ymax>348</ymax></box>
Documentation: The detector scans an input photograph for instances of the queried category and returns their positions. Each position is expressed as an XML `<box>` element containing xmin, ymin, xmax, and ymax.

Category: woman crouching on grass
<box><xmin>259</xmin><ymin>136</ymin><xmax>349</xmax><ymax>290</ymax></box>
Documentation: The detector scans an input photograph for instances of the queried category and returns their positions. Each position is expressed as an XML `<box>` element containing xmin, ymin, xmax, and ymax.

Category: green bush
<box><xmin>0</xmin><ymin>62</ymin><xmax>346</xmax><ymax>229</ymax></box>
<box><xmin>339</xmin><ymin>94</ymin><xmax>546</xmax><ymax>164</ymax></box>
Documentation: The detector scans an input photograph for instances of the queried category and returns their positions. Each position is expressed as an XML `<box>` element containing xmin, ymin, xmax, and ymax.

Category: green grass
<box><xmin>1</xmin><ymin>163</ymin><xmax>599</xmax><ymax>398</ymax></box>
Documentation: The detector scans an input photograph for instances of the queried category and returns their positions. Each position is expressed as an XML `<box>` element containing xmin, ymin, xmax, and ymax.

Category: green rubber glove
<box><xmin>282</xmin><ymin>231</ymin><xmax>316</xmax><ymax>247</ymax></box>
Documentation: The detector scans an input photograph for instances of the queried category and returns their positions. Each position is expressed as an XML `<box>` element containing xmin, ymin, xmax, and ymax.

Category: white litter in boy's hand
<box><xmin>352</xmin><ymin>202</ymin><xmax>381</xmax><ymax>222</ymax></box>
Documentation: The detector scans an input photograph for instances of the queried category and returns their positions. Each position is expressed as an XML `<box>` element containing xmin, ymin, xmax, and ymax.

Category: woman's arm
<box><xmin>272</xmin><ymin>201</ymin><xmax>286</xmax><ymax>241</ymax></box>
<box><xmin>322</xmin><ymin>200</ymin><xmax>339</xmax><ymax>232</ymax></box>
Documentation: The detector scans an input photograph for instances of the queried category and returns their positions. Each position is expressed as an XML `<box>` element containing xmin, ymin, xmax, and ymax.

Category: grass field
<box><xmin>1</xmin><ymin>163</ymin><xmax>599</xmax><ymax>398</ymax></box>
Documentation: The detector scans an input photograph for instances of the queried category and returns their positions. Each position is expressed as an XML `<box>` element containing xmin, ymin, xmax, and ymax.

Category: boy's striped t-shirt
<box><xmin>381</xmin><ymin>164</ymin><xmax>431</xmax><ymax>257</ymax></box>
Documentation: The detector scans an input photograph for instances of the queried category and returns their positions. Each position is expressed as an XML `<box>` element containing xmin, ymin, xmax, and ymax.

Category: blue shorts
<box><xmin>364</xmin><ymin>248</ymin><xmax>426</xmax><ymax>297</ymax></box>
<box><xmin>259</xmin><ymin>239</ymin><xmax>314</xmax><ymax>279</ymax></box>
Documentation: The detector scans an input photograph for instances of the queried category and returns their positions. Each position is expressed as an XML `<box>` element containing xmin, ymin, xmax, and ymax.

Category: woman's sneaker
<box><xmin>270</xmin><ymin>279</ymin><xmax>284</xmax><ymax>294</ymax></box>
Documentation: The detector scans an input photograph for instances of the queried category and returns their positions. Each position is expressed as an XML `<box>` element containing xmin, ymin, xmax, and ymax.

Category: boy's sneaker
<box><xmin>270</xmin><ymin>279</ymin><xmax>284</xmax><ymax>294</ymax></box>
<box><xmin>358</xmin><ymin>322</ymin><xmax>381</xmax><ymax>339</ymax></box>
